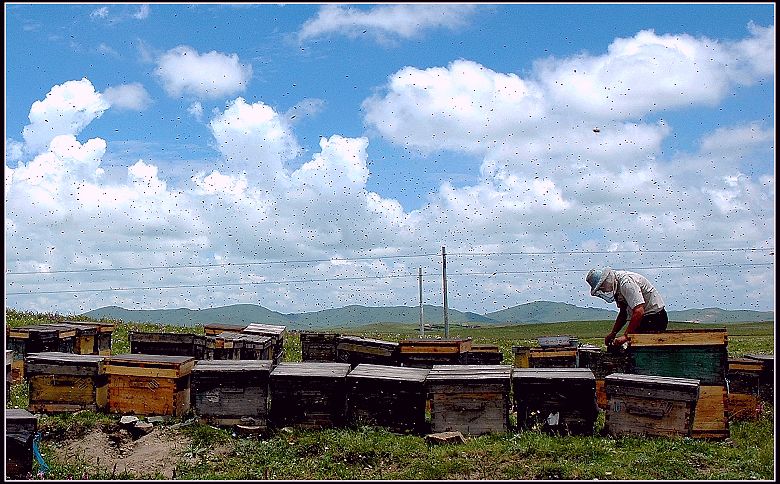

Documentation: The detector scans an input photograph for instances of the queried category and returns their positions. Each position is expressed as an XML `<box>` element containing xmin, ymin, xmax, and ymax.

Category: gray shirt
<box><xmin>613</xmin><ymin>270</ymin><xmax>665</xmax><ymax>314</ymax></box>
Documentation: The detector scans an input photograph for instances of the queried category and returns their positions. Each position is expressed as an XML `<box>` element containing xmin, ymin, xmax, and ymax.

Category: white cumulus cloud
<box><xmin>299</xmin><ymin>4</ymin><xmax>478</xmax><ymax>43</ymax></box>
<box><xmin>155</xmin><ymin>46</ymin><xmax>253</xmax><ymax>99</ymax></box>
<box><xmin>102</xmin><ymin>83</ymin><xmax>152</xmax><ymax>111</ymax></box>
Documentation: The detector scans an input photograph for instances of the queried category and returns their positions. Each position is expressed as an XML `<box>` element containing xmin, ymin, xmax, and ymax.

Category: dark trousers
<box><xmin>637</xmin><ymin>308</ymin><xmax>668</xmax><ymax>332</ymax></box>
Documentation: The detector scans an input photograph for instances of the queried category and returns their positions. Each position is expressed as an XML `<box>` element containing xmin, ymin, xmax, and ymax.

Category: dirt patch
<box><xmin>50</xmin><ymin>425</ymin><xmax>194</xmax><ymax>479</ymax></box>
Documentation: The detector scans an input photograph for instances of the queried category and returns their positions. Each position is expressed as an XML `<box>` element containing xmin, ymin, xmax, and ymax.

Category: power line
<box><xmin>6</xmin><ymin>247</ymin><xmax>773</xmax><ymax>276</ymax></box>
<box><xmin>6</xmin><ymin>262</ymin><xmax>773</xmax><ymax>296</ymax></box>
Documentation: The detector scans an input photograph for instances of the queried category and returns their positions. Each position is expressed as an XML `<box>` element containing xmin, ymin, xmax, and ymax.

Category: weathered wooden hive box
<box><xmin>191</xmin><ymin>359</ymin><xmax>273</xmax><ymax>427</ymax></box>
<box><xmin>512</xmin><ymin>346</ymin><xmax>531</xmax><ymax>368</ymax></box>
<box><xmin>129</xmin><ymin>331</ymin><xmax>205</xmax><ymax>358</ymax></box>
<box><xmin>243</xmin><ymin>323</ymin><xmax>287</xmax><ymax>364</ymax></box>
<box><xmin>105</xmin><ymin>354</ymin><xmax>194</xmax><ymax>416</ymax></box>
<box><xmin>529</xmin><ymin>346</ymin><xmax>579</xmax><ymax>368</ymax></box>
<box><xmin>726</xmin><ymin>357</ymin><xmax>764</xmax><ymax>420</ymax></box>
<box><xmin>6</xmin><ymin>349</ymin><xmax>12</xmax><ymax>402</ymax></box>
<box><xmin>26</xmin><ymin>352</ymin><xmax>108</xmax><ymax>413</ymax></box>
<box><xmin>336</xmin><ymin>335</ymin><xmax>400</xmax><ymax>367</ymax></box>
<box><xmin>577</xmin><ymin>345</ymin><xmax>630</xmax><ymax>409</ymax></box>
<box><xmin>513</xmin><ymin>367</ymin><xmax>598</xmax><ymax>436</ymax></box>
<box><xmin>269</xmin><ymin>362</ymin><xmax>351</xmax><ymax>429</ymax></box>
<box><xmin>6</xmin><ymin>408</ymin><xmax>37</xmax><ymax>478</ymax></box>
<box><xmin>60</xmin><ymin>320</ymin><xmax>115</xmax><ymax>355</ymax></box>
<box><xmin>628</xmin><ymin>329</ymin><xmax>729</xmax><ymax>439</ymax></box>
<box><xmin>7</xmin><ymin>324</ymin><xmax>77</xmax><ymax>382</ymax></box>
<box><xmin>51</xmin><ymin>322</ymin><xmax>101</xmax><ymax>355</ymax></box>
<box><xmin>209</xmin><ymin>332</ymin><xmax>244</xmax><ymax>360</ymax></box>
<box><xmin>237</xmin><ymin>333</ymin><xmax>274</xmax><ymax>361</ymax></box>
<box><xmin>346</xmin><ymin>363</ymin><xmax>430</xmax><ymax>434</ymax></box>
<box><xmin>398</xmin><ymin>338</ymin><xmax>472</xmax><ymax>368</ymax></box>
<box><xmin>203</xmin><ymin>322</ymin><xmax>246</xmax><ymax>336</ymax></box>
<box><xmin>425</xmin><ymin>364</ymin><xmax>511</xmax><ymax>435</ymax></box>
<box><xmin>744</xmin><ymin>354</ymin><xmax>774</xmax><ymax>402</ymax></box>
<box><xmin>604</xmin><ymin>373</ymin><xmax>700</xmax><ymax>438</ymax></box>
<box><xmin>460</xmin><ymin>344</ymin><xmax>504</xmax><ymax>365</ymax></box>
<box><xmin>300</xmin><ymin>332</ymin><xmax>340</xmax><ymax>362</ymax></box>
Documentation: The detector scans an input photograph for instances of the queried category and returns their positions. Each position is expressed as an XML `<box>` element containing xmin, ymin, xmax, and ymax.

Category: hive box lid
<box><xmin>605</xmin><ymin>372</ymin><xmax>700</xmax><ymax>400</ymax></box>
<box><xmin>105</xmin><ymin>354</ymin><xmax>195</xmax><ymax>377</ymax></box>
<box><xmin>427</xmin><ymin>364</ymin><xmax>511</xmax><ymax>383</ymax></box>
<box><xmin>26</xmin><ymin>352</ymin><xmax>104</xmax><ymax>366</ymax></box>
<box><xmin>512</xmin><ymin>367</ymin><xmax>595</xmax><ymax>381</ymax></box>
<box><xmin>8</xmin><ymin>324</ymin><xmax>77</xmax><ymax>338</ymax></box>
<box><xmin>243</xmin><ymin>323</ymin><xmax>287</xmax><ymax>336</ymax></box>
<box><xmin>337</xmin><ymin>335</ymin><xmax>399</xmax><ymax>348</ymax></box>
<box><xmin>270</xmin><ymin>362</ymin><xmax>351</xmax><ymax>378</ymax></box>
<box><xmin>46</xmin><ymin>322</ymin><xmax>97</xmax><ymax>336</ymax></box>
<box><xmin>193</xmin><ymin>359</ymin><xmax>273</xmax><ymax>373</ymax></box>
<box><xmin>59</xmin><ymin>320</ymin><xmax>116</xmax><ymax>332</ymax></box>
<box><xmin>6</xmin><ymin>408</ymin><xmax>36</xmax><ymax>421</ymax></box>
<box><xmin>628</xmin><ymin>329</ymin><xmax>727</xmax><ymax>347</ymax></box>
<box><xmin>347</xmin><ymin>363</ymin><xmax>429</xmax><ymax>382</ymax></box>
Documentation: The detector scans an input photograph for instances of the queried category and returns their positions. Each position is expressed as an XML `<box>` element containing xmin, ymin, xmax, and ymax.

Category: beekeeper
<box><xmin>586</xmin><ymin>267</ymin><xmax>668</xmax><ymax>347</ymax></box>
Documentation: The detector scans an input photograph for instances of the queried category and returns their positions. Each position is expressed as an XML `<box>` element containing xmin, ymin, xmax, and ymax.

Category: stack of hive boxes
<box><xmin>26</xmin><ymin>352</ymin><xmax>108</xmax><ymax>413</ymax></box>
<box><xmin>628</xmin><ymin>329</ymin><xmax>730</xmax><ymax>439</ymax></box>
<box><xmin>300</xmin><ymin>332</ymin><xmax>340</xmax><ymax>362</ymax></box>
<box><xmin>528</xmin><ymin>336</ymin><xmax>579</xmax><ymax>368</ymax></box>
<box><xmin>336</xmin><ymin>335</ymin><xmax>399</xmax><ymax>367</ymax></box>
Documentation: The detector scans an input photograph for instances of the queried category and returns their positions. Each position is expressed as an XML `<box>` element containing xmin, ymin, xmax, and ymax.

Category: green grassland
<box><xmin>4</xmin><ymin>309</ymin><xmax>775</xmax><ymax>480</ymax></box>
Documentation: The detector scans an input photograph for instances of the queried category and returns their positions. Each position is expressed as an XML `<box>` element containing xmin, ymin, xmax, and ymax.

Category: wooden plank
<box><xmin>691</xmin><ymin>385</ymin><xmax>729</xmax><ymax>439</ymax></box>
<box><xmin>727</xmin><ymin>393</ymin><xmax>761</xmax><ymax>421</ymax></box>
<box><xmin>347</xmin><ymin>363</ymin><xmax>429</xmax><ymax>382</ymax></box>
<box><xmin>270</xmin><ymin>362</ymin><xmax>351</xmax><ymax>378</ymax></box>
<box><xmin>629</xmin><ymin>329</ymin><xmax>728</xmax><ymax>347</ymax></box>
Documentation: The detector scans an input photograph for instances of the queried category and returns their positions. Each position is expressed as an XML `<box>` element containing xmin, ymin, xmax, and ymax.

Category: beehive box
<box><xmin>40</xmin><ymin>323</ymin><xmax>97</xmax><ymax>355</ymax></box>
<box><xmin>512</xmin><ymin>346</ymin><xmax>530</xmax><ymax>368</ymax></box>
<box><xmin>628</xmin><ymin>329</ymin><xmax>729</xmax><ymax>439</ymax></box>
<box><xmin>346</xmin><ymin>363</ymin><xmax>430</xmax><ymax>434</ymax></box>
<box><xmin>243</xmin><ymin>323</ymin><xmax>287</xmax><ymax>364</ymax></box>
<box><xmin>336</xmin><ymin>335</ymin><xmax>399</xmax><ymax>367</ymax></box>
<box><xmin>425</xmin><ymin>364</ymin><xmax>511</xmax><ymax>435</ymax></box>
<box><xmin>207</xmin><ymin>332</ymin><xmax>241</xmax><ymax>360</ymax></box>
<box><xmin>105</xmin><ymin>354</ymin><xmax>194</xmax><ymax>416</ymax></box>
<box><xmin>577</xmin><ymin>345</ymin><xmax>631</xmax><ymax>409</ymax></box>
<box><xmin>6</xmin><ymin>409</ymin><xmax>37</xmax><ymax>478</ymax></box>
<box><xmin>60</xmin><ymin>320</ymin><xmax>115</xmax><ymax>355</ymax></box>
<box><xmin>744</xmin><ymin>354</ymin><xmax>774</xmax><ymax>402</ymax></box>
<box><xmin>460</xmin><ymin>345</ymin><xmax>504</xmax><ymax>365</ymax></box>
<box><xmin>269</xmin><ymin>362</ymin><xmax>351</xmax><ymax>429</ymax></box>
<box><xmin>513</xmin><ymin>368</ymin><xmax>598</xmax><ymax>436</ymax></box>
<box><xmin>129</xmin><ymin>331</ymin><xmax>204</xmax><ymax>358</ymax></box>
<box><xmin>529</xmin><ymin>346</ymin><xmax>579</xmax><ymax>368</ymax></box>
<box><xmin>203</xmin><ymin>322</ymin><xmax>246</xmax><ymax>336</ymax></box>
<box><xmin>7</xmin><ymin>324</ymin><xmax>77</xmax><ymax>382</ymax></box>
<box><xmin>604</xmin><ymin>373</ymin><xmax>700</xmax><ymax>438</ymax></box>
<box><xmin>398</xmin><ymin>338</ymin><xmax>472</xmax><ymax>368</ymax></box>
<box><xmin>191</xmin><ymin>360</ymin><xmax>272</xmax><ymax>427</ymax></box>
<box><xmin>300</xmin><ymin>332</ymin><xmax>340</xmax><ymax>362</ymax></box>
<box><xmin>726</xmin><ymin>357</ymin><xmax>763</xmax><ymax>420</ymax></box>
<box><xmin>26</xmin><ymin>352</ymin><xmax>108</xmax><ymax>413</ymax></box>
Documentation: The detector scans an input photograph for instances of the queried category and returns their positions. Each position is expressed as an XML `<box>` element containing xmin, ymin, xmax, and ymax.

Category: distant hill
<box><xmin>486</xmin><ymin>301</ymin><xmax>617</xmax><ymax>323</ymax></box>
<box><xmin>667</xmin><ymin>308</ymin><xmax>774</xmax><ymax>323</ymax></box>
<box><xmin>81</xmin><ymin>301</ymin><xmax>772</xmax><ymax>329</ymax></box>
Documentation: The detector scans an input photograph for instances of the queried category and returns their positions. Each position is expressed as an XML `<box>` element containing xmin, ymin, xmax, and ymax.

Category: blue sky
<box><xmin>4</xmin><ymin>3</ymin><xmax>776</xmax><ymax>316</ymax></box>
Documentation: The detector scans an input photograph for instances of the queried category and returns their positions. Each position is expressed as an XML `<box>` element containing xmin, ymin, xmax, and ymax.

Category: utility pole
<box><xmin>418</xmin><ymin>267</ymin><xmax>424</xmax><ymax>337</ymax></box>
<box><xmin>442</xmin><ymin>246</ymin><xmax>449</xmax><ymax>338</ymax></box>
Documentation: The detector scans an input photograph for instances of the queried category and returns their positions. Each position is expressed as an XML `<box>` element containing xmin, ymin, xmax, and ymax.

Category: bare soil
<box><xmin>49</xmin><ymin>425</ymin><xmax>195</xmax><ymax>479</ymax></box>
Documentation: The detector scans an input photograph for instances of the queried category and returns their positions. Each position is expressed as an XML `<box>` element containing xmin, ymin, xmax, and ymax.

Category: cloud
<box><xmin>21</xmin><ymin>78</ymin><xmax>110</xmax><ymax>155</ymax></box>
<box><xmin>154</xmin><ymin>46</ymin><xmax>253</xmax><ymax>99</ymax></box>
<box><xmin>97</xmin><ymin>43</ymin><xmax>120</xmax><ymax>58</ymax></box>
<box><xmin>5</xmin><ymin>23</ymin><xmax>775</xmax><ymax>315</ymax></box>
<box><xmin>299</xmin><ymin>4</ymin><xmax>478</xmax><ymax>43</ymax></box>
<box><xmin>188</xmin><ymin>101</ymin><xmax>204</xmax><ymax>121</ymax></box>
<box><xmin>89</xmin><ymin>7</ymin><xmax>109</xmax><ymax>20</ymax></box>
<box><xmin>133</xmin><ymin>4</ymin><xmax>150</xmax><ymax>20</ymax></box>
<box><xmin>284</xmin><ymin>98</ymin><xmax>325</xmax><ymax>124</ymax></box>
<box><xmin>102</xmin><ymin>83</ymin><xmax>152</xmax><ymax>111</ymax></box>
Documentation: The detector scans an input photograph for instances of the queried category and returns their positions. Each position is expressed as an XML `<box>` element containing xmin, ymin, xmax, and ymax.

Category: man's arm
<box><xmin>613</xmin><ymin>303</ymin><xmax>645</xmax><ymax>346</ymax></box>
<box><xmin>605</xmin><ymin>305</ymin><xmax>628</xmax><ymax>346</ymax></box>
